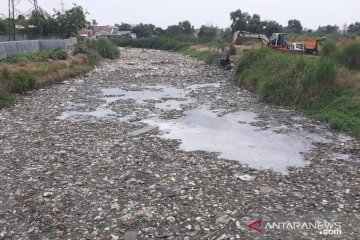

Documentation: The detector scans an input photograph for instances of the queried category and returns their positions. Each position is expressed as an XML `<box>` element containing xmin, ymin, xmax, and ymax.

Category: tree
<box><xmin>131</xmin><ymin>23</ymin><xmax>155</xmax><ymax>38</ymax></box>
<box><xmin>262</xmin><ymin>21</ymin><xmax>283</xmax><ymax>36</ymax></box>
<box><xmin>230</xmin><ymin>9</ymin><xmax>251</xmax><ymax>32</ymax></box>
<box><xmin>0</xmin><ymin>19</ymin><xmax>7</xmax><ymax>34</ymax></box>
<box><xmin>43</xmin><ymin>16</ymin><xmax>59</xmax><ymax>35</ymax></box>
<box><xmin>348</xmin><ymin>22</ymin><xmax>360</xmax><ymax>35</ymax></box>
<box><xmin>29</xmin><ymin>9</ymin><xmax>46</xmax><ymax>35</ymax></box>
<box><xmin>91</xmin><ymin>19</ymin><xmax>98</xmax><ymax>27</ymax></box>
<box><xmin>248</xmin><ymin>14</ymin><xmax>262</xmax><ymax>33</ymax></box>
<box><xmin>179</xmin><ymin>20</ymin><xmax>194</xmax><ymax>35</ymax></box>
<box><xmin>54</xmin><ymin>4</ymin><xmax>89</xmax><ymax>38</ymax></box>
<box><xmin>316</xmin><ymin>25</ymin><xmax>339</xmax><ymax>35</ymax></box>
<box><xmin>17</xmin><ymin>15</ymin><xmax>26</xmax><ymax>21</ymax></box>
<box><xmin>198</xmin><ymin>25</ymin><xmax>217</xmax><ymax>40</ymax></box>
<box><xmin>154</xmin><ymin>27</ymin><xmax>165</xmax><ymax>36</ymax></box>
<box><xmin>287</xmin><ymin>19</ymin><xmax>303</xmax><ymax>34</ymax></box>
<box><xmin>117</xmin><ymin>22</ymin><xmax>132</xmax><ymax>31</ymax></box>
<box><xmin>165</xmin><ymin>25</ymin><xmax>184</xmax><ymax>36</ymax></box>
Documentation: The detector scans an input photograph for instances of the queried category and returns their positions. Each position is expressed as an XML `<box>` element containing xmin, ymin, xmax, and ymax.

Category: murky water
<box><xmin>57</xmin><ymin>83</ymin><xmax>343</xmax><ymax>173</ymax></box>
<box><xmin>57</xmin><ymin>102</ymin><xmax>120</xmax><ymax>120</ymax></box>
<box><xmin>57</xmin><ymin>84</ymin><xmax>221</xmax><ymax>120</ymax></box>
<box><xmin>143</xmin><ymin>106</ymin><xmax>325</xmax><ymax>173</ymax></box>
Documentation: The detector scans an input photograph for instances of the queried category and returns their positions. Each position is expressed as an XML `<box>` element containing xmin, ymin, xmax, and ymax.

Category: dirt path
<box><xmin>0</xmin><ymin>48</ymin><xmax>359</xmax><ymax>239</ymax></box>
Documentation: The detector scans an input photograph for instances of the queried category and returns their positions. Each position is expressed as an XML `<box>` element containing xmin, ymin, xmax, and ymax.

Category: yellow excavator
<box><xmin>220</xmin><ymin>31</ymin><xmax>322</xmax><ymax>67</ymax></box>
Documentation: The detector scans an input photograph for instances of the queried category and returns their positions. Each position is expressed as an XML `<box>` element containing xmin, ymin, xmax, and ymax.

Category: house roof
<box><xmin>95</xmin><ymin>30</ymin><xmax>114</xmax><ymax>36</ymax></box>
<box><xmin>78</xmin><ymin>29</ymin><xmax>95</xmax><ymax>36</ymax></box>
<box><xmin>94</xmin><ymin>26</ymin><xmax>115</xmax><ymax>34</ymax></box>
<box><xmin>115</xmin><ymin>31</ymin><xmax>132</xmax><ymax>35</ymax></box>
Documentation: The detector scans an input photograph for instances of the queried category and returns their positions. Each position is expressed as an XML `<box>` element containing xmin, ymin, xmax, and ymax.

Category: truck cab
<box><xmin>290</xmin><ymin>43</ymin><xmax>305</xmax><ymax>52</ymax></box>
<box><xmin>269</xmin><ymin>33</ymin><xmax>288</xmax><ymax>48</ymax></box>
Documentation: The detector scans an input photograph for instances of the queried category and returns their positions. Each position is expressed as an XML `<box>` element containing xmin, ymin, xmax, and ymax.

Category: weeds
<box><xmin>112</xmin><ymin>36</ymin><xmax>220</xmax><ymax>64</ymax></box>
<box><xmin>96</xmin><ymin>39</ymin><xmax>120</xmax><ymax>59</ymax></box>
<box><xmin>236</xmin><ymin>48</ymin><xmax>337</xmax><ymax>105</ymax></box>
<box><xmin>111</xmin><ymin>36</ymin><xmax>194</xmax><ymax>51</ymax></box>
<box><xmin>338</xmin><ymin>40</ymin><xmax>360</xmax><ymax>69</ymax></box>
<box><xmin>235</xmin><ymin>47</ymin><xmax>360</xmax><ymax>137</ymax></box>
<box><xmin>0</xmin><ymin>47</ymin><xmax>100</xmax><ymax>109</ymax></box>
<box><xmin>320</xmin><ymin>39</ymin><xmax>360</xmax><ymax>70</ymax></box>
<box><xmin>320</xmin><ymin>40</ymin><xmax>337</xmax><ymax>58</ymax></box>
<box><xmin>4</xmin><ymin>48</ymin><xmax>69</xmax><ymax>63</ymax></box>
<box><xmin>9</xmin><ymin>72</ymin><xmax>37</xmax><ymax>93</ymax></box>
<box><xmin>181</xmin><ymin>49</ymin><xmax>220</xmax><ymax>64</ymax></box>
<box><xmin>0</xmin><ymin>92</ymin><xmax>15</xmax><ymax>109</ymax></box>
<box><xmin>303</xmin><ymin>89</ymin><xmax>360</xmax><ymax>137</ymax></box>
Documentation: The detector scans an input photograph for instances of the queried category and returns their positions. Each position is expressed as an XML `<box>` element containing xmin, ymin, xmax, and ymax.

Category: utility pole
<box><xmin>8</xmin><ymin>0</ymin><xmax>43</xmax><ymax>41</ymax></box>
<box><xmin>8</xmin><ymin>0</ymin><xmax>16</xmax><ymax>41</ymax></box>
<box><xmin>60</xmin><ymin>0</ymin><xmax>65</xmax><ymax>14</ymax></box>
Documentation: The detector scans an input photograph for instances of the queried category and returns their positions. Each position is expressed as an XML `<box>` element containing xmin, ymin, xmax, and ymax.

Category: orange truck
<box><xmin>301</xmin><ymin>39</ymin><xmax>322</xmax><ymax>54</ymax></box>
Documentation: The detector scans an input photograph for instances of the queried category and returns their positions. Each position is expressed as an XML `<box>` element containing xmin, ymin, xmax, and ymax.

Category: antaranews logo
<box><xmin>248</xmin><ymin>218</ymin><xmax>263</xmax><ymax>233</ymax></box>
<box><xmin>247</xmin><ymin>218</ymin><xmax>342</xmax><ymax>236</ymax></box>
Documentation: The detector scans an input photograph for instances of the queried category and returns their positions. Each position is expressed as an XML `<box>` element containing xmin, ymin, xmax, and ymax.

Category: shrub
<box><xmin>259</xmin><ymin>76</ymin><xmax>295</xmax><ymax>104</ymax></box>
<box><xmin>96</xmin><ymin>39</ymin><xmax>120</xmax><ymax>59</ymax></box>
<box><xmin>111</xmin><ymin>37</ymin><xmax>132</xmax><ymax>47</ymax></box>
<box><xmin>0</xmin><ymin>91</ymin><xmax>15</xmax><ymax>108</ymax></box>
<box><xmin>111</xmin><ymin>36</ymin><xmax>195</xmax><ymax>52</ymax></box>
<box><xmin>4</xmin><ymin>49</ymin><xmax>68</xmax><ymax>63</ymax></box>
<box><xmin>73</xmin><ymin>44</ymin><xmax>93</xmax><ymax>55</ymax></box>
<box><xmin>338</xmin><ymin>40</ymin><xmax>360</xmax><ymax>69</ymax></box>
<box><xmin>320</xmin><ymin>40</ymin><xmax>337</xmax><ymax>57</ymax></box>
<box><xmin>53</xmin><ymin>48</ymin><xmax>69</xmax><ymax>60</ymax></box>
<box><xmin>10</xmin><ymin>72</ymin><xmax>37</xmax><ymax>93</ymax></box>
<box><xmin>235</xmin><ymin>48</ymin><xmax>337</xmax><ymax>105</ymax></box>
<box><xmin>84</xmin><ymin>39</ymin><xmax>98</xmax><ymax>50</ymax></box>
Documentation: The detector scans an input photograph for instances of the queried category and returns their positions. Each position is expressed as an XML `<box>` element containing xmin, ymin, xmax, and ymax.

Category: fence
<box><xmin>0</xmin><ymin>34</ymin><xmax>60</xmax><ymax>42</ymax></box>
<box><xmin>0</xmin><ymin>38</ymin><xmax>77</xmax><ymax>59</ymax></box>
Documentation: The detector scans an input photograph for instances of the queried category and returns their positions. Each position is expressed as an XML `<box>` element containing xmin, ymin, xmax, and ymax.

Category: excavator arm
<box><xmin>221</xmin><ymin>31</ymin><xmax>270</xmax><ymax>66</ymax></box>
<box><xmin>238</xmin><ymin>31</ymin><xmax>270</xmax><ymax>45</ymax></box>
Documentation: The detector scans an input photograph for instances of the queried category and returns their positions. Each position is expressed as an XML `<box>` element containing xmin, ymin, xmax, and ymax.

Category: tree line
<box><xmin>0</xmin><ymin>6</ymin><xmax>359</xmax><ymax>39</ymax></box>
<box><xmin>0</xmin><ymin>4</ymin><xmax>89</xmax><ymax>38</ymax></box>
<box><xmin>229</xmin><ymin>9</ymin><xmax>360</xmax><ymax>36</ymax></box>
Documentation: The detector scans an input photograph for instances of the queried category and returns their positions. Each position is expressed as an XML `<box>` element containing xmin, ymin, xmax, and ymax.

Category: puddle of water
<box><xmin>155</xmin><ymin>99</ymin><xmax>193</xmax><ymax>110</ymax></box>
<box><xmin>58</xmin><ymin>83</ymin><xmax>220</xmax><ymax>120</ymax></box>
<box><xmin>101</xmin><ymin>84</ymin><xmax>221</xmax><ymax>104</ymax></box>
<box><xmin>57</xmin><ymin>104</ymin><xmax>119</xmax><ymax>120</ymax></box>
<box><xmin>184</xmin><ymin>83</ymin><xmax>221</xmax><ymax>91</ymax></box>
<box><xmin>143</xmin><ymin>107</ymin><xmax>325</xmax><ymax>173</ymax></box>
<box><xmin>101</xmin><ymin>86</ymin><xmax>187</xmax><ymax>104</ymax></box>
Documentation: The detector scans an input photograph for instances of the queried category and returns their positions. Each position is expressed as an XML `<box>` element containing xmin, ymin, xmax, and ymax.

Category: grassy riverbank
<box><xmin>0</xmin><ymin>39</ymin><xmax>119</xmax><ymax>109</ymax></box>
<box><xmin>235</xmin><ymin>41</ymin><xmax>360</xmax><ymax>137</ymax></box>
<box><xmin>111</xmin><ymin>36</ymin><xmax>221</xmax><ymax>64</ymax></box>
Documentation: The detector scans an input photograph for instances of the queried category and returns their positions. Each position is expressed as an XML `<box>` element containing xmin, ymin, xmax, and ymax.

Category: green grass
<box><xmin>111</xmin><ymin>36</ymin><xmax>195</xmax><ymax>51</ymax></box>
<box><xmin>112</xmin><ymin>36</ymin><xmax>220</xmax><ymax>64</ymax></box>
<box><xmin>303</xmin><ymin>89</ymin><xmax>360</xmax><ymax>137</ymax></box>
<box><xmin>96</xmin><ymin>39</ymin><xmax>120</xmax><ymax>59</ymax></box>
<box><xmin>0</xmin><ymin>46</ymin><xmax>102</xmax><ymax>110</ymax></box>
<box><xmin>235</xmin><ymin>48</ymin><xmax>360</xmax><ymax>138</ymax></box>
<box><xmin>9</xmin><ymin>72</ymin><xmax>38</xmax><ymax>93</ymax></box>
<box><xmin>321</xmin><ymin>39</ymin><xmax>360</xmax><ymax>70</ymax></box>
<box><xmin>0</xmin><ymin>93</ymin><xmax>16</xmax><ymax>108</ymax></box>
<box><xmin>181</xmin><ymin>49</ymin><xmax>220</xmax><ymax>64</ymax></box>
<box><xmin>3</xmin><ymin>48</ymin><xmax>69</xmax><ymax>63</ymax></box>
<box><xmin>235</xmin><ymin>48</ymin><xmax>337</xmax><ymax>105</ymax></box>
<box><xmin>338</xmin><ymin>40</ymin><xmax>360</xmax><ymax>70</ymax></box>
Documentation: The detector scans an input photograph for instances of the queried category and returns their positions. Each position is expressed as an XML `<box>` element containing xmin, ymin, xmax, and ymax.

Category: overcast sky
<box><xmin>1</xmin><ymin>0</ymin><xmax>359</xmax><ymax>30</ymax></box>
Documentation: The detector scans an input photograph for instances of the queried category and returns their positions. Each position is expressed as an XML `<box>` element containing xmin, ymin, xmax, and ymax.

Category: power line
<box><xmin>8</xmin><ymin>0</ymin><xmax>43</xmax><ymax>41</ymax></box>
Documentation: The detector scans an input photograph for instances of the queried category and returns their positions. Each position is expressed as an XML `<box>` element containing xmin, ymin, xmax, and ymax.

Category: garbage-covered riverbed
<box><xmin>0</xmin><ymin>48</ymin><xmax>359</xmax><ymax>239</ymax></box>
